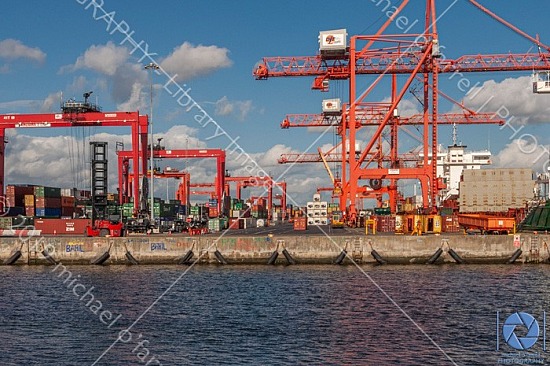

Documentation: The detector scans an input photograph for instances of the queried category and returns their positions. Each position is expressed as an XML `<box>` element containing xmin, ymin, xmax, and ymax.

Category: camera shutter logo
<box><xmin>502</xmin><ymin>312</ymin><xmax>539</xmax><ymax>350</ymax></box>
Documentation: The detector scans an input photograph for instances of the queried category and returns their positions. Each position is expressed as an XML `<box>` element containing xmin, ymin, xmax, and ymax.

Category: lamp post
<box><xmin>144</xmin><ymin>62</ymin><xmax>159</xmax><ymax>224</ymax></box>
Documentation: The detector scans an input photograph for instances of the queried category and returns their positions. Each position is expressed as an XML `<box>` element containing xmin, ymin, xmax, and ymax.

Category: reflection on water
<box><xmin>0</xmin><ymin>264</ymin><xmax>548</xmax><ymax>365</ymax></box>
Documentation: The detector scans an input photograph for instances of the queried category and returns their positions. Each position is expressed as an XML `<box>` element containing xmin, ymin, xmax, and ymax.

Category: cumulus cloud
<box><xmin>214</xmin><ymin>96</ymin><xmax>253</xmax><ymax>120</ymax></box>
<box><xmin>40</xmin><ymin>92</ymin><xmax>62</xmax><ymax>113</ymax></box>
<box><xmin>160</xmin><ymin>42</ymin><xmax>232</xmax><ymax>81</ymax></box>
<box><xmin>70</xmin><ymin>41</ymin><xmax>129</xmax><ymax>76</ymax></box>
<box><xmin>63</xmin><ymin>42</ymin><xmax>147</xmax><ymax>111</ymax></box>
<box><xmin>464</xmin><ymin>76</ymin><xmax>550</xmax><ymax>125</ymax></box>
<box><xmin>0</xmin><ymin>39</ymin><xmax>46</xmax><ymax>63</ymax></box>
<box><xmin>492</xmin><ymin>138</ymin><xmax>550</xmax><ymax>172</ymax></box>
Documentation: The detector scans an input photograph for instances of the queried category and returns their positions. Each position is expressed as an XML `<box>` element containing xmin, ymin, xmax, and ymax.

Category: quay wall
<box><xmin>0</xmin><ymin>234</ymin><xmax>546</xmax><ymax>265</ymax></box>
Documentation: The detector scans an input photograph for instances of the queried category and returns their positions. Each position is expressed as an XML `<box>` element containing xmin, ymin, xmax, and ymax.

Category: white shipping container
<box><xmin>320</xmin><ymin>201</ymin><xmax>328</xmax><ymax>209</ymax></box>
<box><xmin>320</xmin><ymin>218</ymin><xmax>328</xmax><ymax>225</ymax></box>
<box><xmin>313</xmin><ymin>210</ymin><xmax>321</xmax><ymax>217</ymax></box>
<box><xmin>313</xmin><ymin>193</ymin><xmax>321</xmax><ymax>202</ymax></box>
<box><xmin>307</xmin><ymin>218</ymin><xmax>315</xmax><ymax>225</ymax></box>
<box><xmin>307</xmin><ymin>201</ymin><xmax>315</xmax><ymax>209</ymax></box>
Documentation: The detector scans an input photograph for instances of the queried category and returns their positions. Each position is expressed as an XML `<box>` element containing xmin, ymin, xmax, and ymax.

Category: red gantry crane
<box><xmin>254</xmin><ymin>0</ymin><xmax>550</xmax><ymax>225</ymax></box>
<box><xmin>117</xmin><ymin>148</ymin><xmax>226</xmax><ymax>212</ymax></box>
<box><xmin>0</xmin><ymin>93</ymin><xmax>148</xmax><ymax>214</ymax></box>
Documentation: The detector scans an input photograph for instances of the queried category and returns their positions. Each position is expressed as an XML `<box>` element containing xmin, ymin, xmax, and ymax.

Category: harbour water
<box><xmin>0</xmin><ymin>264</ymin><xmax>548</xmax><ymax>365</ymax></box>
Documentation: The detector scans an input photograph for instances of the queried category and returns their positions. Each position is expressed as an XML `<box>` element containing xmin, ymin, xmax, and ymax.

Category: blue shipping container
<box><xmin>35</xmin><ymin>208</ymin><xmax>61</xmax><ymax>217</ymax></box>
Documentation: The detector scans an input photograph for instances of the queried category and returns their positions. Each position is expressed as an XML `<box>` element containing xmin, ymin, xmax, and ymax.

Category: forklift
<box><xmin>85</xmin><ymin>142</ymin><xmax>124</xmax><ymax>237</ymax></box>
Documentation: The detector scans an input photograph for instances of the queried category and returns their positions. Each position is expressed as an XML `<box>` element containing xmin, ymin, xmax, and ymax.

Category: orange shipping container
<box><xmin>293</xmin><ymin>217</ymin><xmax>307</xmax><ymax>231</ymax></box>
<box><xmin>24</xmin><ymin>195</ymin><xmax>34</xmax><ymax>206</ymax></box>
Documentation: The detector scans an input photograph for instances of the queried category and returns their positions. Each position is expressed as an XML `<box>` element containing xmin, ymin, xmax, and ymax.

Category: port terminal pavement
<box><xmin>0</xmin><ymin>224</ymin><xmax>547</xmax><ymax>265</ymax></box>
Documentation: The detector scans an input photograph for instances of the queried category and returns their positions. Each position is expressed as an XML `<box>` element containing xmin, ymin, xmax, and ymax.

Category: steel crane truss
<box><xmin>254</xmin><ymin>0</ymin><xmax>550</xmax><ymax>223</ymax></box>
<box><xmin>0</xmin><ymin>111</ymin><xmax>148</xmax><ymax>213</ymax></box>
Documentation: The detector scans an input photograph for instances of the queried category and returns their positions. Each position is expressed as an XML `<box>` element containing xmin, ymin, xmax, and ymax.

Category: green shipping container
<box><xmin>373</xmin><ymin>207</ymin><xmax>391</xmax><ymax>216</ymax></box>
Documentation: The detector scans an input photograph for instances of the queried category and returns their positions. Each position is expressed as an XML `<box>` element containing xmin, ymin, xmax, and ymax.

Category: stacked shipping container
<box><xmin>459</xmin><ymin>168</ymin><xmax>534</xmax><ymax>213</ymax></box>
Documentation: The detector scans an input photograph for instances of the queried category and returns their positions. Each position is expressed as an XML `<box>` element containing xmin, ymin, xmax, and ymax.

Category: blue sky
<box><xmin>1</xmin><ymin>1</ymin><xmax>549</xmax><ymax>204</ymax></box>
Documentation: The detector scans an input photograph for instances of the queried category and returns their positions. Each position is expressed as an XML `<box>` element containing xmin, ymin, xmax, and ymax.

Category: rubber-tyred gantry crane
<box><xmin>117</xmin><ymin>148</ymin><xmax>226</xmax><ymax>212</ymax></box>
<box><xmin>0</xmin><ymin>104</ymin><xmax>148</xmax><ymax>213</ymax></box>
<box><xmin>254</xmin><ymin>0</ymin><xmax>550</xmax><ymax>224</ymax></box>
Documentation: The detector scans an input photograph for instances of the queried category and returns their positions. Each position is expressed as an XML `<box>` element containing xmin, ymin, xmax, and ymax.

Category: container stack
<box><xmin>208</xmin><ymin>217</ymin><xmax>227</xmax><ymax>232</ymax></box>
<box><xmin>306</xmin><ymin>194</ymin><xmax>328</xmax><ymax>226</ymax></box>
<box><xmin>373</xmin><ymin>208</ymin><xmax>395</xmax><ymax>233</ymax></box>
<box><xmin>24</xmin><ymin>194</ymin><xmax>34</xmax><ymax>216</ymax></box>
<box><xmin>208</xmin><ymin>199</ymin><xmax>219</xmax><ymax>218</ymax></box>
<box><xmin>230</xmin><ymin>199</ymin><xmax>250</xmax><ymax>219</ymax></box>
<box><xmin>34</xmin><ymin>186</ymin><xmax>62</xmax><ymax>218</ymax></box>
<box><xmin>250</xmin><ymin>198</ymin><xmax>268</xmax><ymax>220</ymax></box>
<box><xmin>459</xmin><ymin>168</ymin><xmax>534</xmax><ymax>213</ymax></box>
<box><xmin>61</xmin><ymin>196</ymin><xmax>75</xmax><ymax>217</ymax></box>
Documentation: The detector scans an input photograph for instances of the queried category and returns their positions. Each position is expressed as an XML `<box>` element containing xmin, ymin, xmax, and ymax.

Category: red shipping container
<box><xmin>61</xmin><ymin>207</ymin><xmax>75</xmax><ymax>217</ymax></box>
<box><xmin>208</xmin><ymin>207</ymin><xmax>218</xmax><ymax>218</ymax></box>
<box><xmin>6</xmin><ymin>185</ymin><xmax>35</xmax><ymax>207</ymax></box>
<box><xmin>293</xmin><ymin>217</ymin><xmax>307</xmax><ymax>231</ymax></box>
<box><xmin>375</xmin><ymin>215</ymin><xmax>396</xmax><ymax>232</ymax></box>
<box><xmin>442</xmin><ymin>215</ymin><xmax>460</xmax><ymax>233</ymax></box>
<box><xmin>33</xmin><ymin>218</ymin><xmax>92</xmax><ymax>235</ymax></box>
<box><xmin>25</xmin><ymin>206</ymin><xmax>35</xmax><ymax>216</ymax></box>
<box><xmin>228</xmin><ymin>218</ymin><xmax>244</xmax><ymax>229</ymax></box>
<box><xmin>61</xmin><ymin>196</ymin><xmax>75</xmax><ymax>207</ymax></box>
<box><xmin>35</xmin><ymin>197</ymin><xmax>61</xmax><ymax>208</ymax></box>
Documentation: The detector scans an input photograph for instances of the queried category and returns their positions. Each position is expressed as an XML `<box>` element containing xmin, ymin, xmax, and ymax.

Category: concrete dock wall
<box><xmin>0</xmin><ymin>233</ymin><xmax>547</xmax><ymax>265</ymax></box>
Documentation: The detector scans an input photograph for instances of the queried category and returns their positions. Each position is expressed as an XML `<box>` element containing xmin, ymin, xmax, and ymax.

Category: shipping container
<box><xmin>33</xmin><ymin>218</ymin><xmax>92</xmax><ymax>235</ymax></box>
<box><xmin>35</xmin><ymin>197</ymin><xmax>62</xmax><ymax>208</ymax></box>
<box><xmin>374</xmin><ymin>207</ymin><xmax>391</xmax><ymax>216</ymax></box>
<box><xmin>34</xmin><ymin>186</ymin><xmax>61</xmax><ymax>198</ymax></box>
<box><xmin>35</xmin><ymin>207</ymin><xmax>61</xmax><ymax>218</ymax></box>
<box><xmin>6</xmin><ymin>185</ymin><xmax>35</xmax><ymax>207</ymax></box>
<box><xmin>4</xmin><ymin>207</ymin><xmax>25</xmax><ymax>216</ymax></box>
<box><xmin>208</xmin><ymin>207</ymin><xmax>219</xmax><ymax>218</ymax></box>
<box><xmin>375</xmin><ymin>215</ymin><xmax>396</xmax><ymax>232</ymax></box>
<box><xmin>25</xmin><ymin>206</ymin><xmax>35</xmax><ymax>217</ymax></box>
<box><xmin>293</xmin><ymin>217</ymin><xmax>307</xmax><ymax>231</ymax></box>
<box><xmin>228</xmin><ymin>218</ymin><xmax>244</xmax><ymax>230</ymax></box>
<box><xmin>24</xmin><ymin>194</ymin><xmax>34</xmax><ymax>207</ymax></box>
<box><xmin>61</xmin><ymin>207</ymin><xmax>75</xmax><ymax>217</ymax></box>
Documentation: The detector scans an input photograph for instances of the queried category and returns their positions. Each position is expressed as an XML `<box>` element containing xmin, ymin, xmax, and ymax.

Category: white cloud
<box><xmin>0</xmin><ymin>100</ymin><xmax>40</xmax><ymax>112</ymax></box>
<box><xmin>215</xmin><ymin>96</ymin><xmax>233</xmax><ymax>116</ymax></box>
<box><xmin>160</xmin><ymin>42</ymin><xmax>232</xmax><ymax>81</ymax></box>
<box><xmin>0</xmin><ymin>39</ymin><xmax>46</xmax><ymax>63</ymax></box>
<box><xmin>464</xmin><ymin>76</ymin><xmax>550</xmax><ymax>125</ymax></box>
<box><xmin>63</xmin><ymin>42</ymin><xmax>147</xmax><ymax>111</ymax></box>
<box><xmin>70</xmin><ymin>41</ymin><xmax>129</xmax><ymax>76</ymax></box>
<box><xmin>493</xmin><ymin>138</ymin><xmax>550</xmax><ymax>172</ymax></box>
<box><xmin>41</xmin><ymin>92</ymin><xmax>64</xmax><ymax>113</ymax></box>
<box><xmin>116</xmin><ymin>82</ymin><xmax>146</xmax><ymax>112</ymax></box>
<box><xmin>214</xmin><ymin>96</ymin><xmax>253</xmax><ymax>120</ymax></box>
